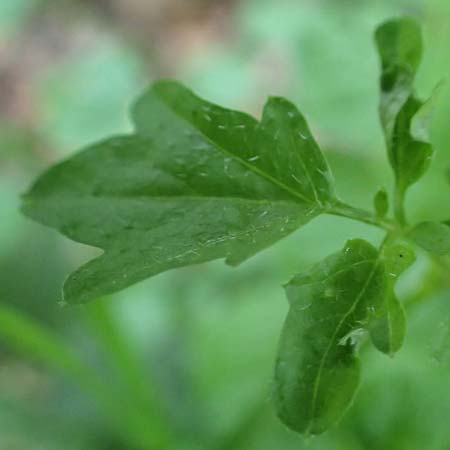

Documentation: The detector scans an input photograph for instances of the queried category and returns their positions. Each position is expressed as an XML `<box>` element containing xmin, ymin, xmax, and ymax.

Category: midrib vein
<box><xmin>158</xmin><ymin>97</ymin><xmax>321</xmax><ymax>207</ymax></box>
<box><xmin>287</xmin><ymin>127</ymin><xmax>321</xmax><ymax>206</ymax></box>
<box><xmin>48</xmin><ymin>195</ymin><xmax>309</xmax><ymax>208</ymax></box>
<box><xmin>307</xmin><ymin>257</ymin><xmax>381</xmax><ymax>432</ymax></box>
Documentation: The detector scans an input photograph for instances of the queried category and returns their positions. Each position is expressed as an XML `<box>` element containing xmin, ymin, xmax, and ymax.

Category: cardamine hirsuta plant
<box><xmin>22</xmin><ymin>17</ymin><xmax>449</xmax><ymax>434</ymax></box>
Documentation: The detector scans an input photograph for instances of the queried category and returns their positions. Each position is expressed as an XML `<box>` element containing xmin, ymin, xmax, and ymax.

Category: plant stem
<box><xmin>327</xmin><ymin>200</ymin><xmax>397</xmax><ymax>232</ymax></box>
<box><xmin>394</xmin><ymin>185</ymin><xmax>407</xmax><ymax>226</ymax></box>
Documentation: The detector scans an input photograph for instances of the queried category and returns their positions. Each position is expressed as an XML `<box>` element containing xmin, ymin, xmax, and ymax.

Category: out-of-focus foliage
<box><xmin>0</xmin><ymin>0</ymin><xmax>40</xmax><ymax>37</ymax></box>
<box><xmin>37</xmin><ymin>42</ymin><xmax>143</xmax><ymax>149</ymax></box>
<box><xmin>1</xmin><ymin>0</ymin><xmax>450</xmax><ymax>449</ymax></box>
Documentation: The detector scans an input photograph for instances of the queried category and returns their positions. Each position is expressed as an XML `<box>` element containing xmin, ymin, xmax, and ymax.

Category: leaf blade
<box><xmin>22</xmin><ymin>129</ymin><xmax>321</xmax><ymax>304</ymax></box>
<box><xmin>132</xmin><ymin>80</ymin><xmax>335</xmax><ymax>206</ymax></box>
<box><xmin>370</xmin><ymin>294</ymin><xmax>406</xmax><ymax>357</ymax></box>
<box><xmin>408</xmin><ymin>221</ymin><xmax>450</xmax><ymax>255</ymax></box>
<box><xmin>375</xmin><ymin>17</ymin><xmax>436</xmax><ymax>193</ymax></box>
<box><xmin>274</xmin><ymin>239</ymin><xmax>387</xmax><ymax>434</ymax></box>
<box><xmin>369</xmin><ymin>243</ymin><xmax>415</xmax><ymax>356</ymax></box>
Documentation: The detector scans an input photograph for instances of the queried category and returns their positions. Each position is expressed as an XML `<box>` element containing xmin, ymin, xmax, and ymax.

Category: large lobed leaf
<box><xmin>375</xmin><ymin>17</ymin><xmax>438</xmax><ymax>194</ymax></box>
<box><xmin>273</xmin><ymin>239</ymin><xmax>388</xmax><ymax>434</ymax></box>
<box><xmin>22</xmin><ymin>81</ymin><xmax>335</xmax><ymax>304</ymax></box>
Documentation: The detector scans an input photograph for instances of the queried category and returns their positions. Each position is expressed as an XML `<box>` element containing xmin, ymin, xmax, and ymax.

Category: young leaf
<box><xmin>274</xmin><ymin>239</ymin><xmax>387</xmax><ymax>435</ymax></box>
<box><xmin>369</xmin><ymin>294</ymin><xmax>406</xmax><ymax>357</ymax></box>
<box><xmin>408</xmin><ymin>221</ymin><xmax>450</xmax><ymax>255</ymax></box>
<box><xmin>369</xmin><ymin>243</ymin><xmax>415</xmax><ymax>356</ymax></box>
<box><xmin>22</xmin><ymin>82</ymin><xmax>336</xmax><ymax>304</ymax></box>
<box><xmin>382</xmin><ymin>242</ymin><xmax>416</xmax><ymax>278</ymax></box>
<box><xmin>373</xmin><ymin>188</ymin><xmax>389</xmax><ymax>218</ymax></box>
<box><xmin>375</xmin><ymin>18</ymin><xmax>436</xmax><ymax>194</ymax></box>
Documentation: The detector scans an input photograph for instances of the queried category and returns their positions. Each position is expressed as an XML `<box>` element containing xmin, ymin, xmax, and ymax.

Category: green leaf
<box><xmin>369</xmin><ymin>294</ymin><xmax>406</xmax><ymax>357</ymax></box>
<box><xmin>375</xmin><ymin>18</ymin><xmax>437</xmax><ymax>194</ymax></box>
<box><xmin>132</xmin><ymin>81</ymin><xmax>336</xmax><ymax>207</ymax></box>
<box><xmin>273</xmin><ymin>239</ymin><xmax>387</xmax><ymax>435</ymax></box>
<box><xmin>369</xmin><ymin>244</ymin><xmax>415</xmax><ymax>356</ymax></box>
<box><xmin>22</xmin><ymin>81</ymin><xmax>335</xmax><ymax>304</ymax></box>
<box><xmin>408</xmin><ymin>221</ymin><xmax>450</xmax><ymax>255</ymax></box>
<box><xmin>373</xmin><ymin>188</ymin><xmax>389</xmax><ymax>218</ymax></box>
<box><xmin>382</xmin><ymin>242</ymin><xmax>416</xmax><ymax>278</ymax></box>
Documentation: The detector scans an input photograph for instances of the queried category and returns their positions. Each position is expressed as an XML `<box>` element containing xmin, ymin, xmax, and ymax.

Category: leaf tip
<box><xmin>375</xmin><ymin>16</ymin><xmax>423</xmax><ymax>80</ymax></box>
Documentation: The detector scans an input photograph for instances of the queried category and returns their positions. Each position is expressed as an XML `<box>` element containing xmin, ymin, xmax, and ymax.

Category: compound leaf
<box><xmin>375</xmin><ymin>17</ymin><xmax>437</xmax><ymax>194</ymax></box>
<box><xmin>22</xmin><ymin>81</ymin><xmax>335</xmax><ymax>304</ymax></box>
<box><xmin>274</xmin><ymin>239</ymin><xmax>387</xmax><ymax>435</ymax></box>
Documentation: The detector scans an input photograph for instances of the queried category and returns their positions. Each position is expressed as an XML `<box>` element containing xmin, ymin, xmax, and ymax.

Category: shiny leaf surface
<box><xmin>22</xmin><ymin>82</ymin><xmax>335</xmax><ymax>304</ymax></box>
<box><xmin>132</xmin><ymin>81</ymin><xmax>336</xmax><ymax>207</ymax></box>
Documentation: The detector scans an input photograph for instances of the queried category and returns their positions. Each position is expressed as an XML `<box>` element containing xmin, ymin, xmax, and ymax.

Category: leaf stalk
<box><xmin>327</xmin><ymin>201</ymin><xmax>397</xmax><ymax>232</ymax></box>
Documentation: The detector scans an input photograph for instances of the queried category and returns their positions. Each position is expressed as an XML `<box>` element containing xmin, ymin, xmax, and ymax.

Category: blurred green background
<box><xmin>1</xmin><ymin>0</ymin><xmax>449</xmax><ymax>449</ymax></box>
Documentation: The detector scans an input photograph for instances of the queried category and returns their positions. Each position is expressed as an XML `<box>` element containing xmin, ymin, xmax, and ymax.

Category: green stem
<box><xmin>394</xmin><ymin>185</ymin><xmax>407</xmax><ymax>226</ymax></box>
<box><xmin>327</xmin><ymin>200</ymin><xmax>397</xmax><ymax>232</ymax></box>
<box><xmin>379</xmin><ymin>231</ymin><xmax>397</xmax><ymax>250</ymax></box>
